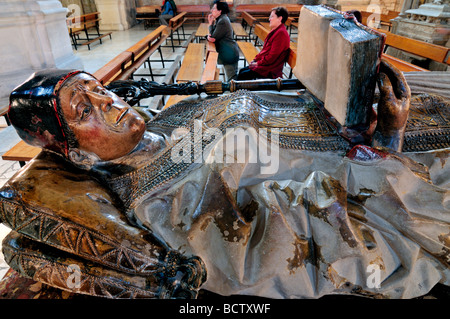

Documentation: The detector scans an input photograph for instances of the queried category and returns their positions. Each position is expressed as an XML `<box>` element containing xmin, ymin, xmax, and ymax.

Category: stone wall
<box><xmin>0</xmin><ymin>0</ymin><xmax>82</xmax><ymax>114</ymax></box>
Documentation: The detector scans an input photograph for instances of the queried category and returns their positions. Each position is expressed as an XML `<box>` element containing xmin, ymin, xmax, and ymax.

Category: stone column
<box><xmin>0</xmin><ymin>0</ymin><xmax>83</xmax><ymax>113</ymax></box>
<box><xmin>94</xmin><ymin>0</ymin><xmax>136</xmax><ymax>31</ymax></box>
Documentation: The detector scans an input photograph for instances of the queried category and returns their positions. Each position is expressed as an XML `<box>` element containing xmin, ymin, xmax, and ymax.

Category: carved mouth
<box><xmin>115</xmin><ymin>108</ymin><xmax>129</xmax><ymax>124</ymax></box>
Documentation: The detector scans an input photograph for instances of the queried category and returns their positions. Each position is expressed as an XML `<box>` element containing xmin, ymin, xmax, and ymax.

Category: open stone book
<box><xmin>294</xmin><ymin>5</ymin><xmax>384</xmax><ymax>128</ymax></box>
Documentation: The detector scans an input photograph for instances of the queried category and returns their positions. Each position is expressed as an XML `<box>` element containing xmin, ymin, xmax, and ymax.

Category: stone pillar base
<box><xmin>94</xmin><ymin>0</ymin><xmax>136</xmax><ymax>31</ymax></box>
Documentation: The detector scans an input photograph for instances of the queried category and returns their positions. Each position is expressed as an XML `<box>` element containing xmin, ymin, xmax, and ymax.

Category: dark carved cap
<box><xmin>8</xmin><ymin>69</ymin><xmax>87</xmax><ymax>157</ymax></box>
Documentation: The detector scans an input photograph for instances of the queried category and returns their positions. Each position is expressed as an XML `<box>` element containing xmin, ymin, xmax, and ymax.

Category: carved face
<box><xmin>58</xmin><ymin>73</ymin><xmax>146</xmax><ymax>161</ymax></box>
<box><xmin>210</xmin><ymin>4</ymin><xmax>221</xmax><ymax>19</ymax></box>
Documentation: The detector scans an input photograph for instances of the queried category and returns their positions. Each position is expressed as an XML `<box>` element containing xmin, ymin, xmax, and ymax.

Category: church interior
<box><xmin>0</xmin><ymin>0</ymin><xmax>449</xmax><ymax>301</ymax></box>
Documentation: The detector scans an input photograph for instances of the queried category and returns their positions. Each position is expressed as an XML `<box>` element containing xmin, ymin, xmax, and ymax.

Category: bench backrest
<box><xmin>377</xmin><ymin>29</ymin><xmax>450</xmax><ymax>65</ymax></box>
<box><xmin>93</xmin><ymin>52</ymin><xmax>133</xmax><ymax>85</ymax></box>
<box><xmin>67</xmin><ymin>12</ymin><xmax>100</xmax><ymax>26</ymax></box>
<box><xmin>242</xmin><ymin>12</ymin><xmax>257</xmax><ymax>27</ymax></box>
<box><xmin>254</xmin><ymin>23</ymin><xmax>269</xmax><ymax>43</ymax></box>
<box><xmin>169</xmin><ymin>12</ymin><xmax>187</xmax><ymax>29</ymax></box>
<box><xmin>201</xmin><ymin>51</ymin><xmax>219</xmax><ymax>83</ymax></box>
<box><xmin>360</xmin><ymin>11</ymin><xmax>398</xmax><ymax>26</ymax></box>
<box><xmin>93</xmin><ymin>25</ymin><xmax>169</xmax><ymax>85</ymax></box>
<box><xmin>126</xmin><ymin>25</ymin><xmax>168</xmax><ymax>62</ymax></box>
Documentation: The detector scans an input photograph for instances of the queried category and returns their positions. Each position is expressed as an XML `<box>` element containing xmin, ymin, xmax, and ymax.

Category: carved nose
<box><xmin>85</xmin><ymin>91</ymin><xmax>113</xmax><ymax>112</ymax></box>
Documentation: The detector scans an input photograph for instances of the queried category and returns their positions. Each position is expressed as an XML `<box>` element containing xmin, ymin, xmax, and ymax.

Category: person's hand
<box><xmin>207</xmin><ymin>13</ymin><xmax>215</xmax><ymax>25</ymax></box>
<box><xmin>207</xmin><ymin>35</ymin><xmax>216</xmax><ymax>43</ymax></box>
<box><xmin>373</xmin><ymin>59</ymin><xmax>411</xmax><ymax>152</ymax></box>
<box><xmin>249</xmin><ymin>61</ymin><xmax>257</xmax><ymax>68</ymax></box>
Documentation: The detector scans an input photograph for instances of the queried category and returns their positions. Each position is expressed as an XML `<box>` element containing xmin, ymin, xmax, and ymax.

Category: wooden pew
<box><xmin>235</xmin><ymin>4</ymin><xmax>302</xmax><ymax>18</ymax></box>
<box><xmin>94</xmin><ymin>25</ymin><xmax>170</xmax><ymax>85</ymax></box>
<box><xmin>254</xmin><ymin>23</ymin><xmax>269</xmax><ymax>47</ymax></box>
<box><xmin>164</xmin><ymin>42</ymin><xmax>206</xmax><ymax>108</ymax></box>
<box><xmin>231</xmin><ymin>23</ymin><xmax>249</xmax><ymax>41</ymax></box>
<box><xmin>378</xmin><ymin>29</ymin><xmax>450</xmax><ymax>65</ymax></box>
<box><xmin>286</xmin><ymin>17</ymin><xmax>298</xmax><ymax>36</ymax></box>
<box><xmin>167</xmin><ymin>12</ymin><xmax>188</xmax><ymax>51</ymax></box>
<box><xmin>66</xmin><ymin>12</ymin><xmax>112</xmax><ymax>50</ymax></box>
<box><xmin>360</xmin><ymin>11</ymin><xmax>399</xmax><ymax>31</ymax></box>
<box><xmin>164</xmin><ymin>42</ymin><xmax>222</xmax><ymax>109</ymax></box>
<box><xmin>176</xmin><ymin>5</ymin><xmax>210</xmax><ymax>23</ymax></box>
<box><xmin>2</xmin><ymin>140</ymin><xmax>41</xmax><ymax>167</ymax></box>
<box><xmin>123</xmin><ymin>25</ymin><xmax>171</xmax><ymax>81</ymax></box>
<box><xmin>237</xmin><ymin>41</ymin><xmax>260</xmax><ymax>66</ymax></box>
<box><xmin>381</xmin><ymin>54</ymin><xmax>428</xmax><ymax>72</ymax></box>
<box><xmin>375</xmin><ymin>28</ymin><xmax>449</xmax><ymax>71</ymax></box>
<box><xmin>93</xmin><ymin>52</ymin><xmax>134</xmax><ymax>86</ymax></box>
<box><xmin>201</xmin><ymin>51</ymin><xmax>219</xmax><ymax>84</ymax></box>
<box><xmin>176</xmin><ymin>43</ymin><xmax>206</xmax><ymax>83</ymax></box>
<box><xmin>1</xmin><ymin>106</ymin><xmax>10</xmax><ymax>126</ymax></box>
<box><xmin>136</xmin><ymin>5</ymin><xmax>160</xmax><ymax>29</ymax></box>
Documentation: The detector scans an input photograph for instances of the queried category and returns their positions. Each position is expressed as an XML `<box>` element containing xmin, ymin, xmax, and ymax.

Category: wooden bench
<box><xmin>177</xmin><ymin>5</ymin><xmax>210</xmax><ymax>23</ymax></box>
<box><xmin>231</xmin><ymin>23</ymin><xmax>249</xmax><ymax>41</ymax></box>
<box><xmin>136</xmin><ymin>5</ymin><xmax>160</xmax><ymax>29</ymax></box>
<box><xmin>360</xmin><ymin>11</ymin><xmax>399</xmax><ymax>31</ymax></box>
<box><xmin>124</xmin><ymin>25</ymin><xmax>171</xmax><ymax>81</ymax></box>
<box><xmin>381</xmin><ymin>54</ymin><xmax>428</xmax><ymax>72</ymax></box>
<box><xmin>2</xmin><ymin>140</ymin><xmax>41</xmax><ymax>167</ymax></box>
<box><xmin>195</xmin><ymin>23</ymin><xmax>209</xmax><ymax>42</ymax></box>
<box><xmin>176</xmin><ymin>43</ymin><xmax>206</xmax><ymax>83</ymax></box>
<box><xmin>167</xmin><ymin>12</ymin><xmax>188</xmax><ymax>52</ymax></box>
<box><xmin>1</xmin><ymin>106</ymin><xmax>10</xmax><ymax>126</ymax></box>
<box><xmin>286</xmin><ymin>17</ymin><xmax>298</xmax><ymax>36</ymax></box>
<box><xmin>164</xmin><ymin>42</ymin><xmax>222</xmax><ymax>109</ymax></box>
<box><xmin>237</xmin><ymin>41</ymin><xmax>260</xmax><ymax>66</ymax></box>
<box><xmin>254</xmin><ymin>23</ymin><xmax>269</xmax><ymax>47</ymax></box>
<box><xmin>66</xmin><ymin>12</ymin><xmax>112</xmax><ymax>50</ymax></box>
<box><xmin>235</xmin><ymin>4</ymin><xmax>303</xmax><ymax>19</ymax></box>
<box><xmin>376</xmin><ymin>28</ymin><xmax>450</xmax><ymax>71</ymax></box>
<box><xmin>93</xmin><ymin>25</ymin><xmax>170</xmax><ymax>85</ymax></box>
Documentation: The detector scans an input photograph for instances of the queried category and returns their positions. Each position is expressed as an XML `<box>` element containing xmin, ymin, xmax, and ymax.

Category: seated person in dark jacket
<box><xmin>237</xmin><ymin>6</ymin><xmax>291</xmax><ymax>80</ymax></box>
<box><xmin>207</xmin><ymin>1</ymin><xmax>240</xmax><ymax>81</ymax></box>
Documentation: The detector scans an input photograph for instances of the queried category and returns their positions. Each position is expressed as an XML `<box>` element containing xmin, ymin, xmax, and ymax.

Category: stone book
<box><xmin>294</xmin><ymin>5</ymin><xmax>384</xmax><ymax>128</ymax></box>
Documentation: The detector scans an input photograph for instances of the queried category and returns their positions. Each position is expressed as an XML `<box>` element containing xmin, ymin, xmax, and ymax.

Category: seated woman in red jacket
<box><xmin>237</xmin><ymin>7</ymin><xmax>291</xmax><ymax>80</ymax></box>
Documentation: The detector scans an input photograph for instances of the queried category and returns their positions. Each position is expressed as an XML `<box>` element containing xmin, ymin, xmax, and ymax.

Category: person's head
<box><xmin>8</xmin><ymin>69</ymin><xmax>146</xmax><ymax>166</ymax></box>
<box><xmin>269</xmin><ymin>6</ymin><xmax>288</xmax><ymax>30</ymax></box>
<box><xmin>211</xmin><ymin>1</ymin><xmax>229</xmax><ymax>18</ymax></box>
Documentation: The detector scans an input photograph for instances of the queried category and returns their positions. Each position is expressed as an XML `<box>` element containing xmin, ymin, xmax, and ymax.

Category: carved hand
<box><xmin>373</xmin><ymin>59</ymin><xmax>411</xmax><ymax>152</ymax></box>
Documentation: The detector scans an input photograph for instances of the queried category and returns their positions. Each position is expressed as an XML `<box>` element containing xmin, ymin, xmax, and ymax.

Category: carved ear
<box><xmin>68</xmin><ymin>148</ymin><xmax>101</xmax><ymax>169</ymax></box>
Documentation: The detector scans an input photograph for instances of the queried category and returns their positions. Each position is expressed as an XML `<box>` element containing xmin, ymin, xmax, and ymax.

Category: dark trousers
<box><xmin>237</xmin><ymin>66</ymin><xmax>266</xmax><ymax>81</ymax></box>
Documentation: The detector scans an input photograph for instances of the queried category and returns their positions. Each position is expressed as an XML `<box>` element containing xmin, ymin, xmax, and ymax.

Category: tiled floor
<box><xmin>0</xmin><ymin>21</ymin><xmax>293</xmax><ymax>281</ymax></box>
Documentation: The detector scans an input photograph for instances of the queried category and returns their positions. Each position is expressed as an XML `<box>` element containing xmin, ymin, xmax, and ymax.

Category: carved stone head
<box><xmin>8</xmin><ymin>69</ymin><xmax>146</xmax><ymax>163</ymax></box>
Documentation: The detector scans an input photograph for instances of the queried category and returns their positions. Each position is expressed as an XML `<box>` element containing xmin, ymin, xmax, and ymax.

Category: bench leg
<box><xmin>147</xmin><ymin>59</ymin><xmax>155</xmax><ymax>81</ymax></box>
<box><xmin>170</xmin><ymin>31</ymin><xmax>175</xmax><ymax>52</ymax></box>
<box><xmin>158</xmin><ymin>46</ymin><xmax>165</xmax><ymax>68</ymax></box>
<box><xmin>176</xmin><ymin>29</ymin><xmax>181</xmax><ymax>45</ymax></box>
<box><xmin>84</xmin><ymin>26</ymin><xmax>90</xmax><ymax>41</ymax></box>
<box><xmin>71</xmin><ymin>34</ymin><xmax>78</xmax><ymax>50</ymax></box>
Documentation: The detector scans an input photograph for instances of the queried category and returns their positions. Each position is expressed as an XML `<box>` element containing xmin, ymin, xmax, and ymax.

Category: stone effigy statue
<box><xmin>0</xmin><ymin>57</ymin><xmax>448</xmax><ymax>299</ymax></box>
